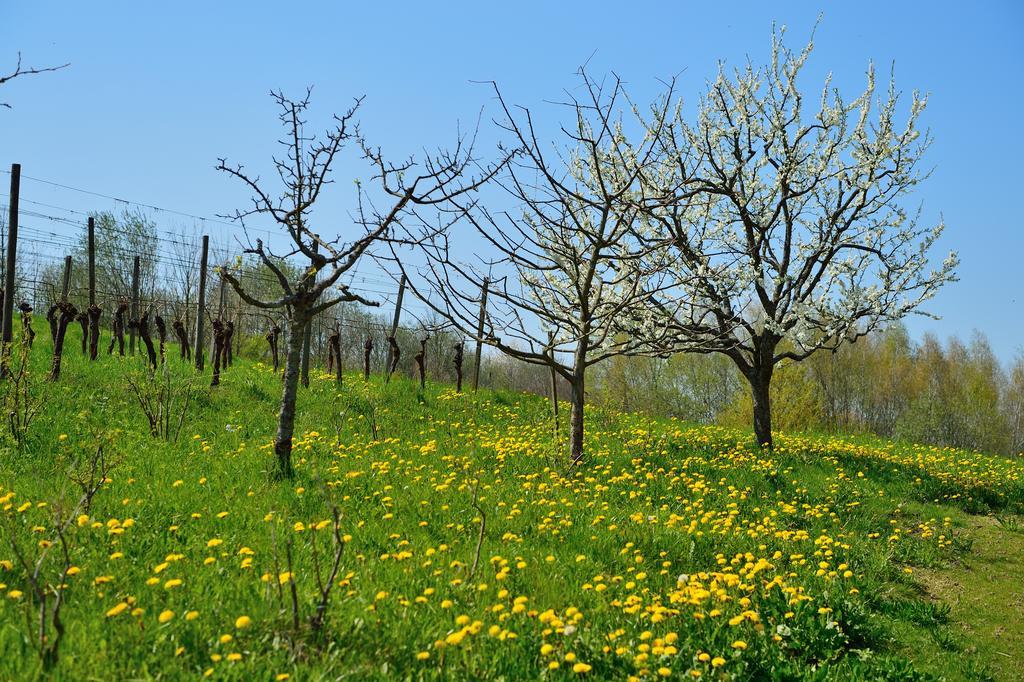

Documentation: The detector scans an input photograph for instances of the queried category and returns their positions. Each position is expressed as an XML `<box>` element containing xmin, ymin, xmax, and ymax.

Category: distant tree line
<box><xmin>594</xmin><ymin>324</ymin><xmax>1024</xmax><ymax>458</ymax></box>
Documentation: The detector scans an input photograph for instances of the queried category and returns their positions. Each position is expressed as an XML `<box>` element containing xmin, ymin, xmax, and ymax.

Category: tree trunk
<box><xmin>750</xmin><ymin>368</ymin><xmax>773</xmax><ymax>449</ymax></box>
<box><xmin>77</xmin><ymin>315</ymin><xmax>87</xmax><ymax>354</ymax></box>
<box><xmin>453</xmin><ymin>344</ymin><xmax>463</xmax><ymax>393</ymax></box>
<box><xmin>569</xmin><ymin>372</ymin><xmax>585</xmax><ymax>465</ymax></box>
<box><xmin>139</xmin><ymin>314</ymin><xmax>157</xmax><ymax>371</ymax></box>
<box><xmin>49</xmin><ymin>305</ymin><xmax>76</xmax><ymax>382</ymax></box>
<box><xmin>300</xmin><ymin>318</ymin><xmax>311</xmax><ymax>388</ymax></box>
<box><xmin>46</xmin><ymin>305</ymin><xmax>58</xmax><ymax>345</ymax></box>
<box><xmin>155</xmin><ymin>315</ymin><xmax>166</xmax><ymax>364</ymax></box>
<box><xmin>210</xmin><ymin>324</ymin><xmax>223</xmax><ymax>387</ymax></box>
<box><xmin>20</xmin><ymin>313</ymin><xmax>35</xmax><ymax>349</ymax></box>
<box><xmin>363</xmin><ymin>338</ymin><xmax>372</xmax><ymax>381</ymax></box>
<box><xmin>88</xmin><ymin>305</ymin><xmax>101</xmax><ymax>360</ymax></box>
<box><xmin>274</xmin><ymin>315</ymin><xmax>306</xmax><ymax>477</ymax></box>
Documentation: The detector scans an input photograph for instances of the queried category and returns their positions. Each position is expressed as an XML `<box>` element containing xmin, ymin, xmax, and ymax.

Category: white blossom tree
<box><xmin>392</xmin><ymin>73</ymin><xmax>686</xmax><ymax>464</ymax></box>
<box><xmin>634</xmin><ymin>27</ymin><xmax>958</xmax><ymax>448</ymax></box>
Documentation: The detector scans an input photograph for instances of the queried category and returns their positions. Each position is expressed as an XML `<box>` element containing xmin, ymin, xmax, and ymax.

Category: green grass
<box><xmin>1</xmin><ymin>338</ymin><xmax>1023</xmax><ymax>680</ymax></box>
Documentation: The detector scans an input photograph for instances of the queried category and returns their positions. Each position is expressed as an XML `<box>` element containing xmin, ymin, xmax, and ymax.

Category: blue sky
<box><xmin>2</xmin><ymin>1</ymin><xmax>1022</xmax><ymax>360</ymax></box>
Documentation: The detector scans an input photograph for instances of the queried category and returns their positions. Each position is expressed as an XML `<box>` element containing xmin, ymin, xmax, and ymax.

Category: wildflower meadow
<box><xmin>2</xmin><ymin>347</ymin><xmax>1022</xmax><ymax>680</ymax></box>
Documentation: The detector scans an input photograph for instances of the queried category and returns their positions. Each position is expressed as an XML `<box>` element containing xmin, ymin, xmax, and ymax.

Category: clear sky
<box><xmin>2</xmin><ymin>1</ymin><xmax>1022</xmax><ymax>360</ymax></box>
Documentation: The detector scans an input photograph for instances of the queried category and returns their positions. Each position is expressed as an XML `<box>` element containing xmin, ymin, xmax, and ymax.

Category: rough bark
<box><xmin>326</xmin><ymin>332</ymin><xmax>339</xmax><ymax>373</ymax></box>
<box><xmin>210</xmin><ymin>318</ymin><xmax>225</xmax><ymax>387</ymax></box>
<box><xmin>386</xmin><ymin>336</ymin><xmax>400</xmax><ymax>383</ymax></box>
<box><xmin>363</xmin><ymin>337</ymin><xmax>373</xmax><ymax>381</ymax></box>
<box><xmin>326</xmin><ymin>331</ymin><xmax>342</xmax><ymax>385</ymax></box>
<box><xmin>334</xmin><ymin>338</ymin><xmax>342</xmax><ymax>385</ymax></box>
<box><xmin>274</xmin><ymin>314</ymin><xmax>307</xmax><ymax>477</ymax></box>
<box><xmin>172</xmin><ymin>319</ymin><xmax>191</xmax><ymax>360</ymax></box>
<box><xmin>108</xmin><ymin>301</ymin><xmax>127</xmax><ymax>356</ymax></box>
<box><xmin>21</xmin><ymin>313</ymin><xmax>34</xmax><ymax>348</ymax></box>
<box><xmin>568</xmin><ymin>372</ymin><xmax>585</xmax><ymax>465</ymax></box>
<box><xmin>87</xmin><ymin>304</ymin><xmax>101</xmax><ymax>360</ymax></box>
<box><xmin>136</xmin><ymin>310</ymin><xmax>157</xmax><ymax>370</ymax></box>
<box><xmin>75</xmin><ymin>312</ymin><xmax>87</xmax><ymax>354</ymax></box>
<box><xmin>46</xmin><ymin>304</ymin><xmax>58</xmax><ymax>345</ymax></box>
<box><xmin>18</xmin><ymin>304</ymin><xmax>35</xmax><ymax>349</ymax></box>
<box><xmin>266</xmin><ymin>324</ymin><xmax>280</xmax><ymax>372</ymax></box>
<box><xmin>49</xmin><ymin>302</ymin><xmax>77</xmax><ymax>381</ymax></box>
<box><xmin>155</xmin><ymin>314</ymin><xmax>166</xmax><ymax>364</ymax></box>
<box><xmin>415</xmin><ymin>337</ymin><xmax>428</xmax><ymax>389</ymax></box>
<box><xmin>750</xmin><ymin>369</ymin><xmax>774</xmax><ymax>449</ymax></box>
<box><xmin>453</xmin><ymin>343</ymin><xmax>463</xmax><ymax>393</ymax></box>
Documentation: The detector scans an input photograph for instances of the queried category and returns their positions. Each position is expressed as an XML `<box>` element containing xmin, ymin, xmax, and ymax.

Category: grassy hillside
<box><xmin>1</xmin><ymin>342</ymin><xmax>1022</xmax><ymax>680</ymax></box>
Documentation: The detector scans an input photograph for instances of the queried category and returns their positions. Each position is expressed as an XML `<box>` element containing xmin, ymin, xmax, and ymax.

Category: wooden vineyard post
<box><xmin>128</xmin><ymin>255</ymin><xmax>140</xmax><ymax>355</ymax></box>
<box><xmin>61</xmin><ymin>256</ymin><xmax>73</xmax><ymax>300</ymax></box>
<box><xmin>547</xmin><ymin>331</ymin><xmax>559</xmax><ymax>433</ymax></box>
<box><xmin>87</xmin><ymin>217</ymin><xmax>96</xmax><ymax>306</ymax></box>
<box><xmin>87</xmin><ymin>216</ymin><xmax>100</xmax><ymax>360</ymax></box>
<box><xmin>211</xmin><ymin>267</ymin><xmax>225</xmax><ymax>362</ymax></box>
<box><xmin>300</xmin><ymin>243</ymin><xmax>318</xmax><ymax>388</ymax></box>
<box><xmin>325</xmin><ymin>325</ymin><xmax>342</xmax><ymax>386</ymax></box>
<box><xmin>453</xmin><ymin>341</ymin><xmax>464</xmax><ymax>393</ymax></box>
<box><xmin>194</xmin><ymin>235</ymin><xmax>209</xmax><ymax>371</ymax></box>
<box><xmin>415</xmin><ymin>336</ymin><xmax>428</xmax><ymax>389</ymax></box>
<box><xmin>384</xmin><ymin>274</ymin><xmax>406</xmax><ymax>373</ymax></box>
<box><xmin>2</xmin><ymin>163</ymin><xmax>20</xmax><ymax>376</ymax></box>
<box><xmin>363</xmin><ymin>336</ymin><xmax>372</xmax><ymax>381</ymax></box>
<box><xmin>472</xmin><ymin>277</ymin><xmax>488</xmax><ymax>391</ymax></box>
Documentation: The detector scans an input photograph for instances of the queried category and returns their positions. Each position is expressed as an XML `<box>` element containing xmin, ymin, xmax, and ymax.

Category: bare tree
<box><xmin>392</xmin><ymin>73</ymin><xmax>684</xmax><ymax>464</ymax></box>
<box><xmin>633</xmin><ymin>26</ymin><xmax>958</xmax><ymax>448</ymax></box>
<box><xmin>216</xmin><ymin>89</ymin><xmax>496</xmax><ymax>477</ymax></box>
<box><xmin>1</xmin><ymin>52</ymin><xmax>68</xmax><ymax>109</ymax></box>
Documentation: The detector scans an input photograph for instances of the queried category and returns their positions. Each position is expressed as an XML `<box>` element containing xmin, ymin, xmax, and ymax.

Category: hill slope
<box><xmin>1</xmin><ymin>347</ymin><xmax>1022</xmax><ymax>680</ymax></box>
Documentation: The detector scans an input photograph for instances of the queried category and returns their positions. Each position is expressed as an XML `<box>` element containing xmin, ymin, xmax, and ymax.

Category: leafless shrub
<box><xmin>2</xmin><ymin>439</ymin><xmax>116</xmax><ymax>670</ymax></box>
<box><xmin>265</xmin><ymin>505</ymin><xmax>348</xmax><ymax>652</ymax></box>
<box><xmin>125</xmin><ymin>364</ymin><xmax>199</xmax><ymax>441</ymax></box>
<box><xmin>2</xmin><ymin>345</ymin><xmax>41</xmax><ymax>448</ymax></box>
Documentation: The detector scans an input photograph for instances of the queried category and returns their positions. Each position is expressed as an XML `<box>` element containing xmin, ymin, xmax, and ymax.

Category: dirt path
<box><xmin>917</xmin><ymin>515</ymin><xmax>1024</xmax><ymax>680</ymax></box>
